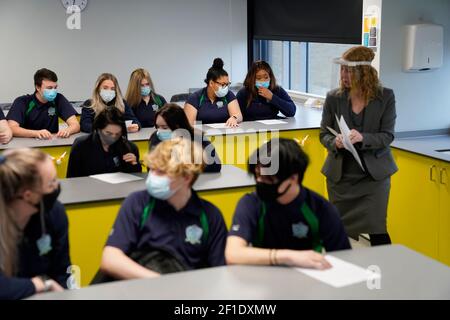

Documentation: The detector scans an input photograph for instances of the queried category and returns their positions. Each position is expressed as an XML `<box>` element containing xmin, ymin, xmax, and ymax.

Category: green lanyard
<box><xmin>257</xmin><ymin>201</ymin><xmax>323</xmax><ymax>253</ymax></box>
<box><xmin>140</xmin><ymin>197</ymin><xmax>210</xmax><ymax>243</ymax></box>
<box><xmin>199</xmin><ymin>94</ymin><xmax>228</xmax><ymax>108</ymax></box>
<box><xmin>152</xmin><ymin>94</ymin><xmax>164</xmax><ymax>108</ymax></box>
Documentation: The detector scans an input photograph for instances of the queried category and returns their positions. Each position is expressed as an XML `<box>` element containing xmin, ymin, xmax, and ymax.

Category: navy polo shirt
<box><xmin>80</xmin><ymin>99</ymin><xmax>141</xmax><ymax>133</ymax></box>
<box><xmin>131</xmin><ymin>94</ymin><xmax>167</xmax><ymax>128</ymax></box>
<box><xmin>236</xmin><ymin>86</ymin><xmax>297</xmax><ymax>121</ymax></box>
<box><xmin>0</xmin><ymin>109</ymin><xmax>5</xmax><ymax>120</ymax></box>
<box><xmin>186</xmin><ymin>88</ymin><xmax>237</xmax><ymax>124</ymax></box>
<box><xmin>106</xmin><ymin>190</ymin><xmax>227</xmax><ymax>269</ymax></box>
<box><xmin>0</xmin><ymin>201</ymin><xmax>71</xmax><ymax>300</ymax></box>
<box><xmin>66</xmin><ymin>131</ymin><xmax>142</xmax><ymax>178</ymax></box>
<box><xmin>148</xmin><ymin>132</ymin><xmax>221</xmax><ymax>173</ymax></box>
<box><xmin>229</xmin><ymin>187</ymin><xmax>351</xmax><ymax>252</ymax></box>
<box><xmin>7</xmin><ymin>93</ymin><xmax>77</xmax><ymax>133</ymax></box>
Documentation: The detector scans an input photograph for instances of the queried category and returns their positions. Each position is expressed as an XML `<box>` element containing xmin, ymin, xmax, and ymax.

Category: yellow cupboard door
<box><xmin>388</xmin><ymin>149</ymin><xmax>440</xmax><ymax>260</ymax></box>
<box><xmin>438</xmin><ymin>160</ymin><xmax>450</xmax><ymax>266</ymax></box>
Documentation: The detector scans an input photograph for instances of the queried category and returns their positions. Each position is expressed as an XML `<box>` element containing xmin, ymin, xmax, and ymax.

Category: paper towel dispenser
<box><xmin>403</xmin><ymin>24</ymin><xmax>443</xmax><ymax>72</ymax></box>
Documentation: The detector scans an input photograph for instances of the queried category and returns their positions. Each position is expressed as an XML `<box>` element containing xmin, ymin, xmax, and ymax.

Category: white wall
<box><xmin>0</xmin><ymin>0</ymin><xmax>247</xmax><ymax>103</ymax></box>
<box><xmin>379</xmin><ymin>0</ymin><xmax>450</xmax><ymax>132</ymax></box>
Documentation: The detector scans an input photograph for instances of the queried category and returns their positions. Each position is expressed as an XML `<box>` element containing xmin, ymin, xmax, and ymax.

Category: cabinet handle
<box><xmin>440</xmin><ymin>168</ymin><xmax>448</xmax><ymax>185</ymax></box>
<box><xmin>430</xmin><ymin>165</ymin><xmax>437</xmax><ymax>182</ymax></box>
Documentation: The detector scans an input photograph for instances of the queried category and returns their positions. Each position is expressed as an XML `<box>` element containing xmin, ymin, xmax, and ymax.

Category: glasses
<box><xmin>214</xmin><ymin>81</ymin><xmax>231</xmax><ymax>88</ymax></box>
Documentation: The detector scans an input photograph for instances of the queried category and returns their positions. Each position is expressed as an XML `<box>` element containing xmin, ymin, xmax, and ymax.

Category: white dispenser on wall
<box><xmin>403</xmin><ymin>24</ymin><xmax>444</xmax><ymax>72</ymax></box>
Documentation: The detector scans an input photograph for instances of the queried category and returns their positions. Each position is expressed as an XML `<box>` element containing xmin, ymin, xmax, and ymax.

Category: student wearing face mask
<box><xmin>225</xmin><ymin>138</ymin><xmax>350</xmax><ymax>269</ymax></box>
<box><xmin>67</xmin><ymin>107</ymin><xmax>142</xmax><ymax>178</ymax></box>
<box><xmin>0</xmin><ymin>148</ymin><xmax>71</xmax><ymax>300</ymax></box>
<box><xmin>125</xmin><ymin>68</ymin><xmax>167</xmax><ymax>128</ymax></box>
<box><xmin>148</xmin><ymin>103</ymin><xmax>221</xmax><ymax>173</ymax></box>
<box><xmin>7</xmin><ymin>68</ymin><xmax>80</xmax><ymax>140</ymax></box>
<box><xmin>99</xmin><ymin>138</ymin><xmax>227</xmax><ymax>281</ymax></box>
<box><xmin>80</xmin><ymin>73</ymin><xmax>141</xmax><ymax>133</ymax></box>
<box><xmin>237</xmin><ymin>61</ymin><xmax>296</xmax><ymax>121</ymax></box>
<box><xmin>184</xmin><ymin>58</ymin><xmax>242</xmax><ymax>127</ymax></box>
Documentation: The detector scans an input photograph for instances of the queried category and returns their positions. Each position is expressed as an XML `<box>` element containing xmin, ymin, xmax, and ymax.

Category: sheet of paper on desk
<box><xmin>256</xmin><ymin>119</ymin><xmax>287</xmax><ymax>125</ymax></box>
<box><xmin>89</xmin><ymin>173</ymin><xmax>144</xmax><ymax>184</ymax></box>
<box><xmin>335</xmin><ymin>114</ymin><xmax>365</xmax><ymax>171</ymax></box>
<box><xmin>207</xmin><ymin>123</ymin><xmax>230</xmax><ymax>129</ymax></box>
<box><xmin>295</xmin><ymin>255</ymin><xmax>380</xmax><ymax>288</ymax></box>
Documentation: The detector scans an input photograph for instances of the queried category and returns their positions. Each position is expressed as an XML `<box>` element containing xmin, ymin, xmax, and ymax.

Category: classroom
<box><xmin>0</xmin><ymin>0</ymin><xmax>449</xmax><ymax>304</ymax></box>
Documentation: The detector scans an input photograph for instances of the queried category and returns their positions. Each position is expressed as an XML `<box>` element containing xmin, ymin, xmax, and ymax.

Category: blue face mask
<box><xmin>146</xmin><ymin>172</ymin><xmax>177</xmax><ymax>200</ymax></box>
<box><xmin>255</xmin><ymin>81</ymin><xmax>270</xmax><ymax>89</ymax></box>
<box><xmin>215</xmin><ymin>85</ymin><xmax>229</xmax><ymax>98</ymax></box>
<box><xmin>43</xmin><ymin>89</ymin><xmax>57</xmax><ymax>102</ymax></box>
<box><xmin>156</xmin><ymin>129</ymin><xmax>172</xmax><ymax>141</ymax></box>
<box><xmin>141</xmin><ymin>86</ymin><xmax>151</xmax><ymax>97</ymax></box>
<box><xmin>100</xmin><ymin>89</ymin><xmax>116</xmax><ymax>103</ymax></box>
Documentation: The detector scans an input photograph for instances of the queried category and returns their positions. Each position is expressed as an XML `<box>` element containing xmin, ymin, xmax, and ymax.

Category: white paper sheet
<box><xmin>335</xmin><ymin>114</ymin><xmax>365</xmax><ymax>171</ymax></box>
<box><xmin>256</xmin><ymin>119</ymin><xmax>288</xmax><ymax>125</ymax></box>
<box><xmin>207</xmin><ymin>123</ymin><xmax>231</xmax><ymax>129</ymax></box>
<box><xmin>295</xmin><ymin>255</ymin><xmax>381</xmax><ymax>288</ymax></box>
<box><xmin>89</xmin><ymin>173</ymin><xmax>144</xmax><ymax>184</ymax></box>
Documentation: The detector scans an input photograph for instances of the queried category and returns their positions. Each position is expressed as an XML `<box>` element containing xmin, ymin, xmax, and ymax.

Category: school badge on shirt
<box><xmin>185</xmin><ymin>224</ymin><xmax>203</xmax><ymax>245</ymax></box>
<box><xmin>216</xmin><ymin>101</ymin><xmax>224</xmax><ymax>108</ymax></box>
<box><xmin>292</xmin><ymin>222</ymin><xmax>309</xmax><ymax>239</ymax></box>
<box><xmin>152</xmin><ymin>104</ymin><xmax>158</xmax><ymax>111</ymax></box>
<box><xmin>48</xmin><ymin>106</ymin><xmax>56</xmax><ymax>117</ymax></box>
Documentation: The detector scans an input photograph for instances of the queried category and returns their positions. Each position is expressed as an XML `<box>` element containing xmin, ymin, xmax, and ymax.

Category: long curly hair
<box><xmin>339</xmin><ymin>46</ymin><xmax>382</xmax><ymax>104</ymax></box>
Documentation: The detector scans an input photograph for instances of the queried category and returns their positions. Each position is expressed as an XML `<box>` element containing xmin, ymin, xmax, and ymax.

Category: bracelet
<box><xmin>232</xmin><ymin>115</ymin><xmax>238</xmax><ymax>120</ymax></box>
<box><xmin>38</xmin><ymin>275</ymin><xmax>52</xmax><ymax>292</ymax></box>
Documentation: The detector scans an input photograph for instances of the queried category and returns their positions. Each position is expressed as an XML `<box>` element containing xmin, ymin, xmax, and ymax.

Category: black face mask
<box><xmin>40</xmin><ymin>184</ymin><xmax>61</xmax><ymax>213</ymax></box>
<box><xmin>256</xmin><ymin>181</ymin><xmax>290</xmax><ymax>202</ymax></box>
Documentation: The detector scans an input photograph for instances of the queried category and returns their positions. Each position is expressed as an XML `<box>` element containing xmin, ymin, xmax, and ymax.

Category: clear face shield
<box><xmin>330</xmin><ymin>57</ymin><xmax>373</xmax><ymax>90</ymax></box>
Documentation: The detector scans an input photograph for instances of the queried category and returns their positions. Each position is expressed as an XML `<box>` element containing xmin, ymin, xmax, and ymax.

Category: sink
<box><xmin>436</xmin><ymin>149</ymin><xmax>450</xmax><ymax>155</ymax></box>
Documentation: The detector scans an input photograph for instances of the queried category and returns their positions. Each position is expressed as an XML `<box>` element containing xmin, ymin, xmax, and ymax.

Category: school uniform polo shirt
<box><xmin>186</xmin><ymin>87</ymin><xmax>237</xmax><ymax>124</ymax></box>
<box><xmin>236</xmin><ymin>86</ymin><xmax>297</xmax><ymax>121</ymax></box>
<box><xmin>229</xmin><ymin>187</ymin><xmax>351</xmax><ymax>252</ymax></box>
<box><xmin>0</xmin><ymin>201</ymin><xmax>71</xmax><ymax>300</ymax></box>
<box><xmin>0</xmin><ymin>109</ymin><xmax>6</xmax><ymax>120</ymax></box>
<box><xmin>7</xmin><ymin>93</ymin><xmax>77</xmax><ymax>133</ymax></box>
<box><xmin>106</xmin><ymin>190</ymin><xmax>228</xmax><ymax>269</ymax></box>
<box><xmin>80</xmin><ymin>99</ymin><xmax>141</xmax><ymax>133</ymax></box>
<box><xmin>131</xmin><ymin>94</ymin><xmax>167</xmax><ymax>128</ymax></box>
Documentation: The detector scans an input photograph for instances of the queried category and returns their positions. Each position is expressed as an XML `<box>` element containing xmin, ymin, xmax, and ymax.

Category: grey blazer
<box><xmin>320</xmin><ymin>87</ymin><xmax>398</xmax><ymax>183</ymax></box>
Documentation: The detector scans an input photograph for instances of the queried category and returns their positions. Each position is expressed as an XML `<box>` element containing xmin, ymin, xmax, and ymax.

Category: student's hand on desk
<box><xmin>31</xmin><ymin>277</ymin><xmax>64</xmax><ymax>294</ymax></box>
<box><xmin>335</xmin><ymin>134</ymin><xmax>344</xmax><ymax>149</ymax></box>
<box><xmin>225</xmin><ymin>117</ymin><xmax>239</xmax><ymax>128</ymax></box>
<box><xmin>349</xmin><ymin>129</ymin><xmax>363</xmax><ymax>144</ymax></box>
<box><xmin>258</xmin><ymin>87</ymin><xmax>273</xmax><ymax>101</ymax></box>
<box><xmin>56</xmin><ymin>128</ymin><xmax>71</xmax><ymax>139</ymax></box>
<box><xmin>127</xmin><ymin>124</ymin><xmax>140</xmax><ymax>133</ymax></box>
<box><xmin>35</xmin><ymin>129</ymin><xmax>53</xmax><ymax>140</ymax></box>
<box><xmin>123</xmin><ymin>153</ymin><xmax>138</xmax><ymax>165</ymax></box>
<box><xmin>279</xmin><ymin>250</ymin><xmax>332</xmax><ymax>270</ymax></box>
<box><xmin>0</xmin><ymin>131</ymin><xmax>12</xmax><ymax>144</ymax></box>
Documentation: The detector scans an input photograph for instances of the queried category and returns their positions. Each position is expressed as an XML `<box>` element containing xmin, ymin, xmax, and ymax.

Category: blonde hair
<box><xmin>339</xmin><ymin>46</ymin><xmax>382</xmax><ymax>105</ymax></box>
<box><xmin>125</xmin><ymin>68</ymin><xmax>157</xmax><ymax>108</ymax></box>
<box><xmin>0</xmin><ymin>148</ymin><xmax>49</xmax><ymax>276</ymax></box>
<box><xmin>90</xmin><ymin>73</ymin><xmax>125</xmax><ymax>114</ymax></box>
<box><xmin>145</xmin><ymin>137</ymin><xmax>205</xmax><ymax>185</ymax></box>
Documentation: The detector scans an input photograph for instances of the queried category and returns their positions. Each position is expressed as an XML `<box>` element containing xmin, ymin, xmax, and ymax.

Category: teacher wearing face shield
<box><xmin>320</xmin><ymin>46</ymin><xmax>398</xmax><ymax>246</ymax></box>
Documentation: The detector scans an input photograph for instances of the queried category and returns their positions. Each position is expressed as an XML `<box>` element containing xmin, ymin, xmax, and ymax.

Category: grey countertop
<box><xmin>28</xmin><ymin>245</ymin><xmax>450</xmax><ymax>300</ymax></box>
<box><xmin>392</xmin><ymin>134</ymin><xmax>450</xmax><ymax>163</ymax></box>
<box><xmin>59</xmin><ymin>165</ymin><xmax>255</xmax><ymax>205</ymax></box>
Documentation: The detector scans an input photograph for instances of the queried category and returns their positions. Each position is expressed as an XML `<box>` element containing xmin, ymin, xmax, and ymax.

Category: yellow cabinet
<box><xmin>438</xmin><ymin>160</ymin><xmax>450</xmax><ymax>266</ymax></box>
<box><xmin>388</xmin><ymin>149</ymin><xmax>450</xmax><ymax>266</ymax></box>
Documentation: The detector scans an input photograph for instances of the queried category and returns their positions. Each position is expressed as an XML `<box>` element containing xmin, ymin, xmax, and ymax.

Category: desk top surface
<box><xmin>392</xmin><ymin>134</ymin><xmax>450</xmax><ymax>163</ymax></box>
<box><xmin>59</xmin><ymin>165</ymin><xmax>255</xmax><ymax>205</ymax></box>
<box><xmin>28</xmin><ymin>245</ymin><xmax>450</xmax><ymax>300</ymax></box>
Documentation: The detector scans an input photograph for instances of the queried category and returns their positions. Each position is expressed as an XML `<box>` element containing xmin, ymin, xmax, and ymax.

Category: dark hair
<box><xmin>204</xmin><ymin>58</ymin><xmax>228</xmax><ymax>85</ymax></box>
<box><xmin>248</xmin><ymin>138</ymin><xmax>309</xmax><ymax>184</ymax></box>
<box><xmin>155</xmin><ymin>103</ymin><xmax>195</xmax><ymax>138</ymax></box>
<box><xmin>243</xmin><ymin>60</ymin><xmax>277</xmax><ymax>107</ymax></box>
<box><xmin>93</xmin><ymin>107</ymin><xmax>128</xmax><ymax>139</ymax></box>
<box><xmin>34</xmin><ymin>68</ymin><xmax>58</xmax><ymax>87</ymax></box>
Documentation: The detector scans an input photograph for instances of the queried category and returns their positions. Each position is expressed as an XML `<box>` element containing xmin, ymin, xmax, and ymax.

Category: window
<box><xmin>254</xmin><ymin>40</ymin><xmax>354</xmax><ymax>97</ymax></box>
